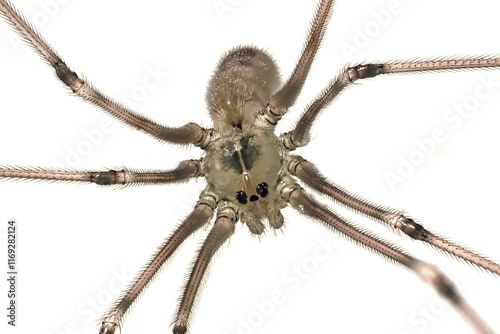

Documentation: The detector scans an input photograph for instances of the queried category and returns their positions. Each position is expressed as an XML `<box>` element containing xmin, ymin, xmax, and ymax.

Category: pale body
<box><xmin>204</xmin><ymin>47</ymin><xmax>286</xmax><ymax>229</ymax></box>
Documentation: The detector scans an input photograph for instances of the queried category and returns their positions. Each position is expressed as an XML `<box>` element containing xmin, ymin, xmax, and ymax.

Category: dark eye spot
<box><xmin>256</xmin><ymin>182</ymin><xmax>269</xmax><ymax>197</ymax></box>
<box><xmin>249</xmin><ymin>195</ymin><xmax>259</xmax><ymax>202</ymax></box>
<box><xmin>235</xmin><ymin>190</ymin><xmax>248</xmax><ymax>204</ymax></box>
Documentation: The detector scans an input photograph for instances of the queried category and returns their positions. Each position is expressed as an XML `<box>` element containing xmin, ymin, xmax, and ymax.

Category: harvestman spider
<box><xmin>1</xmin><ymin>0</ymin><xmax>500</xmax><ymax>333</ymax></box>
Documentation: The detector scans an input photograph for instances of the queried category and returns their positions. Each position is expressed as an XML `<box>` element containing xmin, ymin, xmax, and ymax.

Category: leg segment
<box><xmin>278</xmin><ymin>175</ymin><xmax>495</xmax><ymax>334</ymax></box>
<box><xmin>263</xmin><ymin>0</ymin><xmax>334</xmax><ymax>120</ymax></box>
<box><xmin>0</xmin><ymin>160</ymin><xmax>201</xmax><ymax>186</ymax></box>
<box><xmin>287</xmin><ymin>155</ymin><xmax>500</xmax><ymax>276</ymax></box>
<box><xmin>282</xmin><ymin>57</ymin><xmax>500</xmax><ymax>149</ymax></box>
<box><xmin>98</xmin><ymin>189</ymin><xmax>217</xmax><ymax>334</ymax></box>
<box><xmin>0</xmin><ymin>0</ymin><xmax>214</xmax><ymax>148</ymax></box>
<box><xmin>173</xmin><ymin>201</ymin><xmax>239</xmax><ymax>334</ymax></box>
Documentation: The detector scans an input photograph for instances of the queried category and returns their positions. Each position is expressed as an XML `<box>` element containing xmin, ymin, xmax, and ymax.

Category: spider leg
<box><xmin>0</xmin><ymin>0</ymin><xmax>214</xmax><ymax>148</ymax></box>
<box><xmin>0</xmin><ymin>159</ymin><xmax>201</xmax><ymax>186</ymax></box>
<box><xmin>287</xmin><ymin>155</ymin><xmax>500</xmax><ymax>276</ymax></box>
<box><xmin>282</xmin><ymin>57</ymin><xmax>500</xmax><ymax>149</ymax></box>
<box><xmin>173</xmin><ymin>201</ymin><xmax>239</xmax><ymax>334</ymax></box>
<box><xmin>278</xmin><ymin>174</ymin><xmax>495</xmax><ymax>334</ymax></box>
<box><xmin>98</xmin><ymin>189</ymin><xmax>217</xmax><ymax>334</ymax></box>
<box><xmin>262</xmin><ymin>0</ymin><xmax>334</xmax><ymax>121</ymax></box>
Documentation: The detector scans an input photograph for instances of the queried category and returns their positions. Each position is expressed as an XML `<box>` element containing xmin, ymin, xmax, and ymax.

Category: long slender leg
<box><xmin>0</xmin><ymin>0</ymin><xmax>214</xmax><ymax>148</ymax></box>
<box><xmin>260</xmin><ymin>0</ymin><xmax>334</xmax><ymax>124</ymax></box>
<box><xmin>278</xmin><ymin>175</ymin><xmax>495</xmax><ymax>334</ymax></box>
<box><xmin>98</xmin><ymin>189</ymin><xmax>217</xmax><ymax>334</ymax></box>
<box><xmin>0</xmin><ymin>160</ymin><xmax>201</xmax><ymax>186</ymax></box>
<box><xmin>281</xmin><ymin>57</ymin><xmax>500</xmax><ymax>149</ymax></box>
<box><xmin>173</xmin><ymin>201</ymin><xmax>239</xmax><ymax>334</ymax></box>
<box><xmin>287</xmin><ymin>155</ymin><xmax>500</xmax><ymax>276</ymax></box>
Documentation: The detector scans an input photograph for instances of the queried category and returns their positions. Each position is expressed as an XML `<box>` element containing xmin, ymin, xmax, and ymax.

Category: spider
<box><xmin>1</xmin><ymin>0</ymin><xmax>499</xmax><ymax>333</ymax></box>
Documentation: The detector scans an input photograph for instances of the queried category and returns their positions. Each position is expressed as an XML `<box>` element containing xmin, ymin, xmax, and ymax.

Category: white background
<box><xmin>1</xmin><ymin>0</ymin><xmax>500</xmax><ymax>333</ymax></box>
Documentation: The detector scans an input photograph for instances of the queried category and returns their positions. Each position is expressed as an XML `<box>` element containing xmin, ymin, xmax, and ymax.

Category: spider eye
<box><xmin>249</xmin><ymin>195</ymin><xmax>259</xmax><ymax>202</ymax></box>
<box><xmin>235</xmin><ymin>190</ymin><xmax>248</xmax><ymax>204</ymax></box>
<box><xmin>256</xmin><ymin>182</ymin><xmax>269</xmax><ymax>197</ymax></box>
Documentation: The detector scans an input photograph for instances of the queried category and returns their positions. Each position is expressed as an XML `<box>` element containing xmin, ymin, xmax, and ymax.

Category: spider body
<box><xmin>1</xmin><ymin>1</ymin><xmax>500</xmax><ymax>334</ymax></box>
<box><xmin>204</xmin><ymin>46</ymin><xmax>285</xmax><ymax>228</ymax></box>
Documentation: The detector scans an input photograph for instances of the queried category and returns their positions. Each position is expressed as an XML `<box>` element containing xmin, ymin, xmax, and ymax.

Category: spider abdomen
<box><xmin>205</xmin><ymin>46</ymin><xmax>281</xmax><ymax>135</ymax></box>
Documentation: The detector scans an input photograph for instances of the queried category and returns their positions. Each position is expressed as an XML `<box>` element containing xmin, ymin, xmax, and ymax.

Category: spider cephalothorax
<box><xmin>203</xmin><ymin>127</ymin><xmax>285</xmax><ymax>231</ymax></box>
<box><xmin>0</xmin><ymin>0</ymin><xmax>499</xmax><ymax>333</ymax></box>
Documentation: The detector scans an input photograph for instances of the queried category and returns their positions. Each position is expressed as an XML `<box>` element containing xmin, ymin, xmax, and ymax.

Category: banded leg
<box><xmin>286</xmin><ymin>155</ymin><xmax>500</xmax><ymax>276</ymax></box>
<box><xmin>98</xmin><ymin>189</ymin><xmax>217</xmax><ymax>334</ymax></box>
<box><xmin>173</xmin><ymin>201</ymin><xmax>239</xmax><ymax>334</ymax></box>
<box><xmin>260</xmin><ymin>0</ymin><xmax>334</xmax><ymax>125</ymax></box>
<box><xmin>281</xmin><ymin>57</ymin><xmax>500</xmax><ymax>149</ymax></box>
<box><xmin>278</xmin><ymin>175</ymin><xmax>495</xmax><ymax>334</ymax></box>
<box><xmin>0</xmin><ymin>160</ymin><xmax>201</xmax><ymax>186</ymax></box>
<box><xmin>0</xmin><ymin>0</ymin><xmax>214</xmax><ymax>148</ymax></box>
